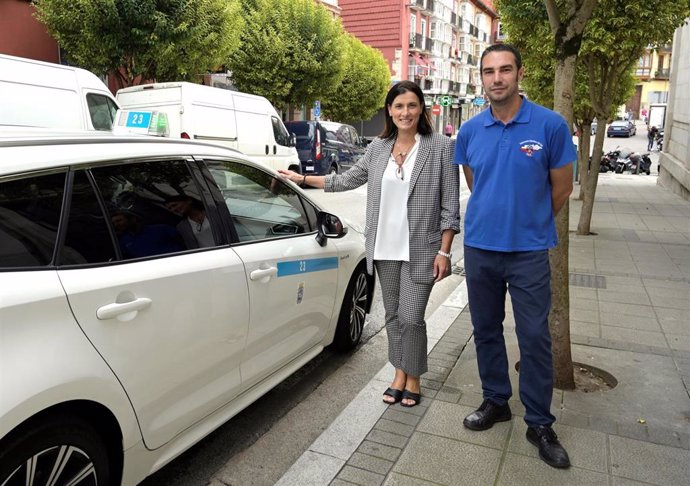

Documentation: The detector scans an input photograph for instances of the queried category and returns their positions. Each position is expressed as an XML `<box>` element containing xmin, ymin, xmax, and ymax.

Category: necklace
<box><xmin>392</xmin><ymin>139</ymin><xmax>415</xmax><ymax>180</ymax></box>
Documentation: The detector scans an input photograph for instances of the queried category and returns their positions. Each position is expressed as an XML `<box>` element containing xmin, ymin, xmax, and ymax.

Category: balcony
<box><xmin>409</xmin><ymin>0</ymin><xmax>434</xmax><ymax>13</ymax></box>
<box><xmin>409</xmin><ymin>33</ymin><xmax>433</xmax><ymax>52</ymax></box>
<box><xmin>654</xmin><ymin>68</ymin><xmax>670</xmax><ymax>80</ymax></box>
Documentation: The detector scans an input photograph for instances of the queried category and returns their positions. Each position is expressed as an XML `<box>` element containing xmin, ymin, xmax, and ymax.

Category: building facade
<box><xmin>627</xmin><ymin>45</ymin><xmax>673</xmax><ymax>120</ymax></box>
<box><xmin>658</xmin><ymin>21</ymin><xmax>690</xmax><ymax>200</ymax></box>
<box><xmin>339</xmin><ymin>0</ymin><xmax>498</xmax><ymax>134</ymax></box>
<box><xmin>0</xmin><ymin>0</ymin><xmax>59</xmax><ymax>63</ymax></box>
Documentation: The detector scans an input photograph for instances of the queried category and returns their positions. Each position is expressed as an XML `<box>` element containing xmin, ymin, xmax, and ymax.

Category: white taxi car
<box><xmin>0</xmin><ymin>132</ymin><xmax>372</xmax><ymax>485</ymax></box>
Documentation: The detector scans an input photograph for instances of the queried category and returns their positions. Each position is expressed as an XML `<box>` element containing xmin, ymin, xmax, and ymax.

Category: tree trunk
<box><xmin>549</xmin><ymin>56</ymin><xmax>577</xmax><ymax>390</ymax></box>
<box><xmin>576</xmin><ymin>125</ymin><xmax>592</xmax><ymax>200</ymax></box>
<box><xmin>577</xmin><ymin>125</ymin><xmax>606</xmax><ymax>234</ymax></box>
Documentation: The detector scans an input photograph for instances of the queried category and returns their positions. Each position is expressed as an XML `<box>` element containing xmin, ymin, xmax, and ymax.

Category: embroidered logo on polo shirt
<box><xmin>519</xmin><ymin>140</ymin><xmax>543</xmax><ymax>157</ymax></box>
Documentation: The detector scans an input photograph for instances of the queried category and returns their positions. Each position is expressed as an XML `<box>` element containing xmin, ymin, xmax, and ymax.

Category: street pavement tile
<box><xmin>599</xmin><ymin>311</ymin><xmax>661</xmax><ymax>332</ymax></box>
<box><xmin>609</xmin><ymin>435</ymin><xmax>690</xmax><ymax>486</ymax></box>
<box><xmin>337</xmin><ymin>465</ymin><xmax>385</xmax><ymax>486</ymax></box>
<box><xmin>366</xmin><ymin>429</ymin><xmax>409</xmax><ymax>449</ymax></box>
<box><xmin>598</xmin><ymin>290</ymin><xmax>651</xmax><ymax>305</ymax></box>
<box><xmin>507</xmin><ymin>422</ymin><xmax>608</xmax><ymax>473</ymax></box>
<box><xmin>496</xmin><ymin>453</ymin><xmax>609</xmax><ymax>486</ymax></box>
<box><xmin>416</xmin><ymin>401</ymin><xmax>511</xmax><ymax>450</ymax></box>
<box><xmin>595</xmin><ymin>262</ymin><xmax>639</xmax><ymax>276</ymax></box>
<box><xmin>570</xmin><ymin>296</ymin><xmax>599</xmax><ymax>311</ymax></box>
<box><xmin>375</xmin><ymin>419</ymin><xmax>415</xmax><ymax>438</ymax></box>
<box><xmin>392</xmin><ymin>433</ymin><xmax>501</xmax><ymax>486</ymax></box>
<box><xmin>571</xmin><ymin>308</ymin><xmax>600</xmax><ymax>324</ymax></box>
<box><xmin>611</xmin><ymin>478</ymin><xmax>658</xmax><ymax>486</ymax></box>
<box><xmin>357</xmin><ymin>440</ymin><xmax>402</xmax><ymax>463</ymax></box>
<box><xmin>570</xmin><ymin>320</ymin><xmax>600</xmax><ymax>338</ymax></box>
<box><xmin>434</xmin><ymin>385</ymin><xmax>462</xmax><ymax>404</ymax></box>
<box><xmin>600</xmin><ymin>325</ymin><xmax>668</xmax><ymax>348</ymax></box>
<box><xmin>647</xmin><ymin>292</ymin><xmax>690</xmax><ymax>310</ymax></box>
<box><xmin>598</xmin><ymin>301</ymin><xmax>656</xmax><ymax>318</ymax></box>
<box><xmin>382</xmin><ymin>473</ymin><xmax>438</xmax><ymax>486</ymax></box>
<box><xmin>347</xmin><ymin>452</ymin><xmax>394</xmax><ymax>476</ymax></box>
<box><xmin>275</xmin><ymin>451</ymin><xmax>344</xmax><ymax>486</ymax></box>
<box><xmin>330</xmin><ymin>479</ymin><xmax>358</xmax><ymax>486</ymax></box>
<box><xmin>635</xmin><ymin>263</ymin><xmax>684</xmax><ymax>280</ymax></box>
<box><xmin>665</xmin><ymin>333</ymin><xmax>690</xmax><ymax>352</ymax></box>
<box><xmin>654</xmin><ymin>307</ymin><xmax>690</xmax><ymax>335</ymax></box>
<box><xmin>382</xmin><ymin>409</ymin><xmax>422</xmax><ymax>427</ymax></box>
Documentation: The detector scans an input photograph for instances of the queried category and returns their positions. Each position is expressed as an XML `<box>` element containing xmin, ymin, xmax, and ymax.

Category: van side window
<box><xmin>0</xmin><ymin>171</ymin><xmax>67</xmax><ymax>268</ymax></box>
<box><xmin>206</xmin><ymin>161</ymin><xmax>311</xmax><ymax>242</ymax></box>
<box><xmin>87</xmin><ymin>93</ymin><xmax>118</xmax><ymax>131</ymax></box>
<box><xmin>271</xmin><ymin>116</ymin><xmax>291</xmax><ymax>147</ymax></box>
<box><xmin>90</xmin><ymin>160</ymin><xmax>217</xmax><ymax>259</ymax></box>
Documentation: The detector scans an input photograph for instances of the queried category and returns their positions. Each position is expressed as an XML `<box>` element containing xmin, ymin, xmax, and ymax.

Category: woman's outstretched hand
<box><xmin>277</xmin><ymin>169</ymin><xmax>301</xmax><ymax>185</ymax></box>
<box><xmin>433</xmin><ymin>254</ymin><xmax>451</xmax><ymax>283</ymax></box>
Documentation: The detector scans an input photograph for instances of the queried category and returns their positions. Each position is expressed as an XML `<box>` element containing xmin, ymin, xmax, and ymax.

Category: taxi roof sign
<box><xmin>113</xmin><ymin>110</ymin><xmax>169</xmax><ymax>137</ymax></box>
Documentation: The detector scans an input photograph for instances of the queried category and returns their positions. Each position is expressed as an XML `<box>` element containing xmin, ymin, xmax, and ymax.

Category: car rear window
<box><xmin>285</xmin><ymin>123</ymin><xmax>314</xmax><ymax>150</ymax></box>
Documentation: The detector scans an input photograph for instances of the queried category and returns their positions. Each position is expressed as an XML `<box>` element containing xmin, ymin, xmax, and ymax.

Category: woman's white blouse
<box><xmin>373</xmin><ymin>134</ymin><xmax>420</xmax><ymax>261</ymax></box>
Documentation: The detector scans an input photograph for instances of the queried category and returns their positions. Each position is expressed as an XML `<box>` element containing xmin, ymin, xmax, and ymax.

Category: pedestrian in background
<box><xmin>444</xmin><ymin>121</ymin><xmax>454</xmax><ymax>137</ymax></box>
<box><xmin>279</xmin><ymin>80</ymin><xmax>460</xmax><ymax>408</ymax></box>
<box><xmin>647</xmin><ymin>125</ymin><xmax>658</xmax><ymax>151</ymax></box>
<box><xmin>454</xmin><ymin>43</ymin><xmax>574</xmax><ymax>469</ymax></box>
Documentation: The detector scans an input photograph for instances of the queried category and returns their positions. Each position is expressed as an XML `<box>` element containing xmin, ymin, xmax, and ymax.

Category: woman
<box><xmin>278</xmin><ymin>81</ymin><xmax>459</xmax><ymax>407</ymax></box>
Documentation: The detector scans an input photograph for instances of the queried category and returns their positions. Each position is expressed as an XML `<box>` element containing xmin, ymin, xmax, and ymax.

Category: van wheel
<box><xmin>328</xmin><ymin>165</ymin><xmax>338</xmax><ymax>175</ymax></box>
<box><xmin>0</xmin><ymin>416</ymin><xmax>112</xmax><ymax>486</ymax></box>
<box><xmin>332</xmin><ymin>265</ymin><xmax>368</xmax><ymax>351</ymax></box>
<box><xmin>288</xmin><ymin>164</ymin><xmax>301</xmax><ymax>174</ymax></box>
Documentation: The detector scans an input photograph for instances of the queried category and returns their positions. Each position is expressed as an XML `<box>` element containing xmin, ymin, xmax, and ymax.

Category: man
<box><xmin>453</xmin><ymin>44</ymin><xmax>574</xmax><ymax>469</ymax></box>
<box><xmin>444</xmin><ymin>121</ymin><xmax>454</xmax><ymax>137</ymax></box>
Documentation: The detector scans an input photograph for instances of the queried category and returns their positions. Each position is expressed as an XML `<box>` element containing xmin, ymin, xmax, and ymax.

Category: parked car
<box><xmin>0</xmin><ymin>132</ymin><xmax>373</xmax><ymax>486</ymax></box>
<box><xmin>607</xmin><ymin>120</ymin><xmax>636</xmax><ymax>138</ymax></box>
<box><xmin>284</xmin><ymin>120</ymin><xmax>368</xmax><ymax>175</ymax></box>
<box><xmin>591</xmin><ymin>119</ymin><xmax>598</xmax><ymax>135</ymax></box>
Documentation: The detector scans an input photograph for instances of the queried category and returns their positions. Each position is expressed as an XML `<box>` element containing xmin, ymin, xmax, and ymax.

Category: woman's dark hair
<box><xmin>380</xmin><ymin>80</ymin><xmax>433</xmax><ymax>139</ymax></box>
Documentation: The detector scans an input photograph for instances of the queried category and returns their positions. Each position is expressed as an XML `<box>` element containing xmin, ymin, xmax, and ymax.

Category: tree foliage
<box><xmin>228</xmin><ymin>0</ymin><xmax>345</xmax><ymax>110</ymax></box>
<box><xmin>321</xmin><ymin>34</ymin><xmax>390</xmax><ymax>122</ymax></box>
<box><xmin>34</xmin><ymin>0</ymin><xmax>243</xmax><ymax>87</ymax></box>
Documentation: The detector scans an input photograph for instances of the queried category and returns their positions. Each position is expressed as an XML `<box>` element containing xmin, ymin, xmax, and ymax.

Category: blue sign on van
<box><xmin>126</xmin><ymin>111</ymin><xmax>152</xmax><ymax>128</ymax></box>
<box><xmin>313</xmin><ymin>100</ymin><xmax>321</xmax><ymax>118</ymax></box>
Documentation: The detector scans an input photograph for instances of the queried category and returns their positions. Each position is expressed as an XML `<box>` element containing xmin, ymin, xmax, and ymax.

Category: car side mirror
<box><xmin>289</xmin><ymin>133</ymin><xmax>296</xmax><ymax>147</ymax></box>
<box><xmin>316</xmin><ymin>211</ymin><xmax>347</xmax><ymax>247</ymax></box>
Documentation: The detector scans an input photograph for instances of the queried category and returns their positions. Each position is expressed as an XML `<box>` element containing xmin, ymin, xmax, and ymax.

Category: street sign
<box><xmin>313</xmin><ymin>100</ymin><xmax>321</xmax><ymax>118</ymax></box>
<box><xmin>473</xmin><ymin>97</ymin><xmax>486</xmax><ymax>106</ymax></box>
<box><xmin>440</xmin><ymin>95</ymin><xmax>452</xmax><ymax>107</ymax></box>
<box><xmin>431</xmin><ymin>104</ymin><xmax>441</xmax><ymax>116</ymax></box>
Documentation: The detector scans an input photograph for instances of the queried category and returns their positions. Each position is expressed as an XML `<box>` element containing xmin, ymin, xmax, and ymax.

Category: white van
<box><xmin>0</xmin><ymin>54</ymin><xmax>119</xmax><ymax>131</ymax></box>
<box><xmin>116</xmin><ymin>82</ymin><xmax>301</xmax><ymax>172</ymax></box>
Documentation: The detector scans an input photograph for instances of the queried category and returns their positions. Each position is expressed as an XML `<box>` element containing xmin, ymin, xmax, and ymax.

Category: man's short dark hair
<box><xmin>480</xmin><ymin>44</ymin><xmax>522</xmax><ymax>72</ymax></box>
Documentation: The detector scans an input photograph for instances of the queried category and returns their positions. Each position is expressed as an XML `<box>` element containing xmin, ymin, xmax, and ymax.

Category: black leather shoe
<box><xmin>463</xmin><ymin>400</ymin><xmax>512</xmax><ymax>431</ymax></box>
<box><xmin>526</xmin><ymin>425</ymin><xmax>571</xmax><ymax>468</ymax></box>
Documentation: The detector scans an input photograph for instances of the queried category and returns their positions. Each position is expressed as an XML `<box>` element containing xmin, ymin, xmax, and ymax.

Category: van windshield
<box><xmin>285</xmin><ymin>123</ymin><xmax>314</xmax><ymax>150</ymax></box>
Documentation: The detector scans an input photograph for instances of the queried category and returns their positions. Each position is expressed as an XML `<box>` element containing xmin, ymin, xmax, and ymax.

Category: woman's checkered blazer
<box><xmin>324</xmin><ymin>132</ymin><xmax>460</xmax><ymax>285</ymax></box>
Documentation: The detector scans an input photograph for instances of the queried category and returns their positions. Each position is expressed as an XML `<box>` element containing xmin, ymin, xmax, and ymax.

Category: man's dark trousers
<box><xmin>464</xmin><ymin>245</ymin><xmax>556</xmax><ymax>426</ymax></box>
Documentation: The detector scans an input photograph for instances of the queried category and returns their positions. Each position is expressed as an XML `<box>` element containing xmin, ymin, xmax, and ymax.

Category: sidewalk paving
<box><xmin>277</xmin><ymin>173</ymin><xmax>690</xmax><ymax>486</ymax></box>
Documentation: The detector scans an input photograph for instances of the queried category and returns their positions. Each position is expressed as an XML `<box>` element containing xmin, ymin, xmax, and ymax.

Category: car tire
<box><xmin>332</xmin><ymin>264</ymin><xmax>368</xmax><ymax>352</ymax></box>
<box><xmin>328</xmin><ymin>164</ymin><xmax>338</xmax><ymax>175</ymax></box>
<box><xmin>0</xmin><ymin>415</ymin><xmax>112</xmax><ymax>486</ymax></box>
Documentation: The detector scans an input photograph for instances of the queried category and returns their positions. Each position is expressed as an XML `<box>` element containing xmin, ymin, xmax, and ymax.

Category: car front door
<box><xmin>56</xmin><ymin>160</ymin><xmax>249</xmax><ymax>450</ymax></box>
<box><xmin>203</xmin><ymin>159</ymin><xmax>339</xmax><ymax>390</ymax></box>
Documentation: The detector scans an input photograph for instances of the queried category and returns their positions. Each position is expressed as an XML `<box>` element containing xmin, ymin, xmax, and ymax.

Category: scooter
<box><xmin>598</xmin><ymin>147</ymin><xmax>620</xmax><ymax>173</ymax></box>
<box><xmin>656</xmin><ymin>130</ymin><xmax>664</xmax><ymax>152</ymax></box>
<box><xmin>613</xmin><ymin>148</ymin><xmax>633</xmax><ymax>173</ymax></box>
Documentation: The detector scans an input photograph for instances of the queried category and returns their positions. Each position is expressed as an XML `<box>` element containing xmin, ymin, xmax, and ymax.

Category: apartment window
<box><xmin>421</xmin><ymin>18</ymin><xmax>427</xmax><ymax>37</ymax></box>
<box><xmin>410</xmin><ymin>14</ymin><xmax>416</xmax><ymax>36</ymax></box>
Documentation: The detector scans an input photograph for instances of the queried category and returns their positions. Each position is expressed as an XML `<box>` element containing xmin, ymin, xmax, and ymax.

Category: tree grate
<box><xmin>569</xmin><ymin>273</ymin><xmax>607</xmax><ymax>289</ymax></box>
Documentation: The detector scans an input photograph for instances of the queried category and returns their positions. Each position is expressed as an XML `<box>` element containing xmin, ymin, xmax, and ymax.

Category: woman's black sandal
<box><xmin>383</xmin><ymin>388</ymin><xmax>403</xmax><ymax>404</ymax></box>
<box><xmin>400</xmin><ymin>390</ymin><xmax>421</xmax><ymax>407</ymax></box>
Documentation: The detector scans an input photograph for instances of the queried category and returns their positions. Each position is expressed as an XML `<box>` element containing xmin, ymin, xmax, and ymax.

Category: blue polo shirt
<box><xmin>454</xmin><ymin>98</ymin><xmax>575</xmax><ymax>252</ymax></box>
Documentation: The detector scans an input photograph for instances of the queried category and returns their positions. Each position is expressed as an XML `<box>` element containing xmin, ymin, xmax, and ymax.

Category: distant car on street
<box><xmin>591</xmin><ymin>119</ymin><xmax>598</xmax><ymax>135</ymax></box>
<box><xmin>607</xmin><ymin>120</ymin><xmax>636</xmax><ymax>138</ymax></box>
<box><xmin>285</xmin><ymin>120</ymin><xmax>367</xmax><ymax>176</ymax></box>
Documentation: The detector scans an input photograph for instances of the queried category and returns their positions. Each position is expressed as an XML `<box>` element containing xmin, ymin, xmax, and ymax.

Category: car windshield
<box><xmin>611</xmin><ymin>121</ymin><xmax>628</xmax><ymax>126</ymax></box>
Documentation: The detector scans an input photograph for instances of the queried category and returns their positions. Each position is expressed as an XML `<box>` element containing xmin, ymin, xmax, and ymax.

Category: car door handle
<box><xmin>249</xmin><ymin>266</ymin><xmax>277</xmax><ymax>281</ymax></box>
<box><xmin>96</xmin><ymin>298</ymin><xmax>152</xmax><ymax>320</ymax></box>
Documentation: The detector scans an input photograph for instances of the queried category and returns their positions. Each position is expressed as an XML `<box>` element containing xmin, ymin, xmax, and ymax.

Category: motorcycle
<box><xmin>656</xmin><ymin>130</ymin><xmax>664</xmax><ymax>152</ymax></box>
<box><xmin>613</xmin><ymin>148</ymin><xmax>633</xmax><ymax>173</ymax></box>
<box><xmin>598</xmin><ymin>147</ymin><xmax>620</xmax><ymax>173</ymax></box>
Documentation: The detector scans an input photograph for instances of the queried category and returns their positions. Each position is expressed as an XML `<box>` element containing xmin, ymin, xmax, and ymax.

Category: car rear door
<box><xmin>202</xmin><ymin>159</ymin><xmax>339</xmax><ymax>390</ymax></box>
<box><xmin>56</xmin><ymin>158</ymin><xmax>250</xmax><ymax>450</ymax></box>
